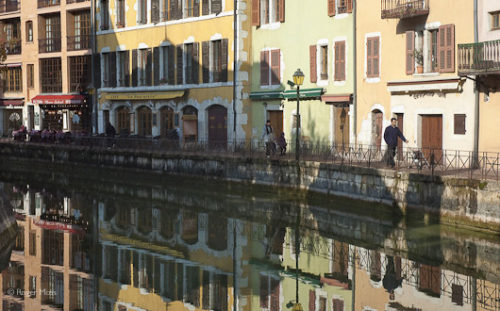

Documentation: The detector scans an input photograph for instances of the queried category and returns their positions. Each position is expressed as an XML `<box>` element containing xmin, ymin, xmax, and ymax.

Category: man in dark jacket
<box><xmin>383</xmin><ymin>117</ymin><xmax>408</xmax><ymax>168</ymax></box>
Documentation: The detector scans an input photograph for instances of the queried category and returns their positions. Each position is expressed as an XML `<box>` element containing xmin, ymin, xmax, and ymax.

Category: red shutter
<box><xmin>332</xmin><ymin>299</ymin><xmax>344</xmax><ymax>311</ymax></box>
<box><xmin>252</xmin><ymin>0</ymin><xmax>260</xmax><ymax>26</ymax></box>
<box><xmin>438</xmin><ymin>24</ymin><xmax>455</xmax><ymax>73</ymax></box>
<box><xmin>271</xmin><ymin>49</ymin><xmax>280</xmax><ymax>85</ymax></box>
<box><xmin>406</xmin><ymin>31</ymin><xmax>415</xmax><ymax>75</ymax></box>
<box><xmin>335</xmin><ymin>41</ymin><xmax>345</xmax><ymax>81</ymax></box>
<box><xmin>279</xmin><ymin>0</ymin><xmax>285</xmax><ymax>22</ymax></box>
<box><xmin>346</xmin><ymin>0</ymin><xmax>352</xmax><ymax>13</ymax></box>
<box><xmin>328</xmin><ymin>0</ymin><xmax>335</xmax><ymax>16</ymax></box>
<box><xmin>310</xmin><ymin>45</ymin><xmax>317</xmax><ymax>83</ymax></box>
<box><xmin>309</xmin><ymin>290</ymin><xmax>315</xmax><ymax>311</ymax></box>
<box><xmin>260</xmin><ymin>50</ymin><xmax>269</xmax><ymax>85</ymax></box>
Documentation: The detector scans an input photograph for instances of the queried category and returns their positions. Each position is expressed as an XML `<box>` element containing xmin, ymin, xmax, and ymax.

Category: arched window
<box><xmin>137</xmin><ymin>106</ymin><xmax>152</xmax><ymax>136</ymax></box>
<box><xmin>116</xmin><ymin>106</ymin><xmax>130</xmax><ymax>135</ymax></box>
<box><xmin>182</xmin><ymin>106</ymin><xmax>198</xmax><ymax>142</ymax></box>
<box><xmin>160</xmin><ymin>106</ymin><xmax>174</xmax><ymax>137</ymax></box>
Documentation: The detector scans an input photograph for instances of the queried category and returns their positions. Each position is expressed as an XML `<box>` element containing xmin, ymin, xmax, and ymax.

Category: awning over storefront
<box><xmin>283</xmin><ymin>88</ymin><xmax>324</xmax><ymax>100</ymax></box>
<box><xmin>101</xmin><ymin>90</ymin><xmax>185</xmax><ymax>101</ymax></box>
<box><xmin>33</xmin><ymin>219</ymin><xmax>85</xmax><ymax>235</ymax></box>
<box><xmin>32</xmin><ymin>94</ymin><xmax>86</xmax><ymax>109</ymax></box>
<box><xmin>321</xmin><ymin>94</ymin><xmax>352</xmax><ymax>103</ymax></box>
<box><xmin>249</xmin><ymin>90</ymin><xmax>283</xmax><ymax>100</ymax></box>
<box><xmin>0</xmin><ymin>99</ymin><xmax>24</xmax><ymax>106</ymax></box>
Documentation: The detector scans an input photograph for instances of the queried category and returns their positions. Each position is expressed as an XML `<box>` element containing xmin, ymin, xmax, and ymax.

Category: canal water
<box><xmin>0</xmin><ymin>165</ymin><xmax>499</xmax><ymax>311</ymax></box>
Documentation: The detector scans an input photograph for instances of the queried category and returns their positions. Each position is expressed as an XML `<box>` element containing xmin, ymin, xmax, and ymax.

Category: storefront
<box><xmin>0</xmin><ymin>99</ymin><xmax>24</xmax><ymax>137</ymax></box>
<box><xmin>32</xmin><ymin>95</ymin><xmax>89</xmax><ymax>133</ymax></box>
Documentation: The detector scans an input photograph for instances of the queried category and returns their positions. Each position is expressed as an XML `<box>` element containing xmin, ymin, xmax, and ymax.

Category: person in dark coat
<box><xmin>383</xmin><ymin>117</ymin><xmax>408</xmax><ymax>168</ymax></box>
<box><xmin>277</xmin><ymin>132</ymin><xmax>287</xmax><ymax>156</ymax></box>
<box><xmin>105</xmin><ymin>121</ymin><xmax>116</xmax><ymax>137</ymax></box>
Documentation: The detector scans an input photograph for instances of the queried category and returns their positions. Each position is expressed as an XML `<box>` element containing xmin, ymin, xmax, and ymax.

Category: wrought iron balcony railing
<box><xmin>38</xmin><ymin>0</ymin><xmax>60</xmax><ymax>8</ymax></box>
<box><xmin>66</xmin><ymin>0</ymin><xmax>89</xmax><ymax>4</ymax></box>
<box><xmin>2</xmin><ymin>39</ymin><xmax>21</xmax><ymax>55</ymax></box>
<box><xmin>0</xmin><ymin>0</ymin><xmax>19</xmax><ymax>13</ymax></box>
<box><xmin>67</xmin><ymin>35</ymin><xmax>90</xmax><ymax>51</ymax></box>
<box><xmin>458</xmin><ymin>39</ymin><xmax>500</xmax><ymax>75</ymax></box>
<box><xmin>381</xmin><ymin>0</ymin><xmax>429</xmax><ymax>19</ymax></box>
<box><xmin>39</xmin><ymin>37</ymin><xmax>61</xmax><ymax>53</ymax></box>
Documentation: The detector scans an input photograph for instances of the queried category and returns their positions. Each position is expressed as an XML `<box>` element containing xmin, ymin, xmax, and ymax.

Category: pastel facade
<box><xmin>96</xmin><ymin>0</ymin><xmax>252</xmax><ymax>145</ymax></box>
<box><xmin>356</xmin><ymin>0</ymin><xmax>476</xmax><ymax>157</ymax></box>
<box><xmin>250</xmin><ymin>0</ymin><xmax>354</xmax><ymax>147</ymax></box>
<box><xmin>0</xmin><ymin>0</ymin><xmax>92</xmax><ymax>136</ymax></box>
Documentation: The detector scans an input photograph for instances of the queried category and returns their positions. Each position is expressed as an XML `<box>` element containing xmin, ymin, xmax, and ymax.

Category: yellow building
<box><xmin>96</xmin><ymin>0</ymin><xmax>252</xmax><ymax>145</ymax></box>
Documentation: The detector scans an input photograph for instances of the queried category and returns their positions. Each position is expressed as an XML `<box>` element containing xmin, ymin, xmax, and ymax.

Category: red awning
<box><xmin>0</xmin><ymin>99</ymin><xmax>24</xmax><ymax>106</ymax></box>
<box><xmin>321</xmin><ymin>94</ymin><xmax>352</xmax><ymax>103</ymax></box>
<box><xmin>32</xmin><ymin>94</ymin><xmax>85</xmax><ymax>105</ymax></box>
<box><xmin>34</xmin><ymin>219</ymin><xmax>85</xmax><ymax>235</ymax></box>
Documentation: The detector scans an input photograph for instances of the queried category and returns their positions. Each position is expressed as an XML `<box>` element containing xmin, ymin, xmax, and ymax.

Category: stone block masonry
<box><xmin>0</xmin><ymin>142</ymin><xmax>499</xmax><ymax>233</ymax></box>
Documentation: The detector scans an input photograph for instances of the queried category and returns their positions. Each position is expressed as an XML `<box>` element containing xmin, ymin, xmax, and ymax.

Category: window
<box><xmin>320</xmin><ymin>45</ymin><xmax>328</xmax><ymax>80</ymax></box>
<box><xmin>3</xmin><ymin>67</ymin><xmax>22</xmax><ymax>92</ymax></box>
<box><xmin>42</xmin><ymin>14</ymin><xmax>61</xmax><ymax>53</ymax></box>
<box><xmin>259</xmin><ymin>275</ymin><xmax>279</xmax><ymax>311</ymax></box>
<box><xmin>29</xmin><ymin>230</ymin><xmax>36</xmax><ymax>255</ymax></box>
<box><xmin>160</xmin><ymin>45</ymin><xmax>171</xmax><ymax>83</ymax></box>
<box><xmin>334</xmin><ymin>41</ymin><xmax>346</xmax><ymax>81</ymax></box>
<box><xmin>202</xmin><ymin>0</ymin><xmax>222</xmax><ymax>15</ymax></box>
<box><xmin>29</xmin><ymin>276</ymin><xmax>36</xmax><ymax>298</ymax></box>
<box><xmin>430</xmin><ymin>29</ymin><xmax>438</xmax><ymax>72</ymax></box>
<box><xmin>213</xmin><ymin>39</ymin><xmax>227</xmax><ymax>82</ymax></box>
<box><xmin>116</xmin><ymin>106</ymin><xmax>130</xmax><ymax>133</ymax></box>
<box><xmin>102</xmin><ymin>53</ymin><xmax>111</xmax><ymax>87</ymax></box>
<box><xmin>332</xmin><ymin>298</ymin><xmax>344</xmax><ymax>311</ymax></box>
<box><xmin>139</xmin><ymin>0</ymin><xmax>147</xmax><ymax>24</ymax></box>
<box><xmin>138</xmin><ymin>49</ymin><xmax>152</xmax><ymax>86</ymax></box>
<box><xmin>260</xmin><ymin>49</ymin><xmax>280</xmax><ymax>85</ymax></box>
<box><xmin>366</xmin><ymin>36</ymin><xmax>379</xmax><ymax>78</ymax></box>
<box><xmin>491</xmin><ymin>11</ymin><xmax>500</xmax><ymax>30</ymax></box>
<box><xmin>185</xmin><ymin>0</ymin><xmax>200</xmax><ymax>17</ymax></box>
<box><xmin>117</xmin><ymin>0</ymin><xmax>125</xmax><ymax>27</ymax></box>
<box><xmin>100</xmin><ymin>0</ymin><xmax>109</xmax><ymax>30</ymax></box>
<box><xmin>318</xmin><ymin>296</ymin><xmax>327</xmax><ymax>311</ymax></box>
<box><xmin>26</xmin><ymin>21</ymin><xmax>33</xmax><ymax>42</ymax></box>
<box><xmin>336</xmin><ymin>0</ymin><xmax>352</xmax><ymax>14</ymax></box>
<box><xmin>118</xmin><ymin>50</ymin><xmax>129</xmax><ymax>86</ymax></box>
<box><xmin>69</xmin><ymin>55</ymin><xmax>91</xmax><ymax>92</ymax></box>
<box><xmin>73</xmin><ymin>11</ymin><xmax>90</xmax><ymax>50</ymax></box>
<box><xmin>184</xmin><ymin>43</ymin><xmax>198</xmax><ymax>84</ymax></box>
<box><xmin>454</xmin><ymin>114</ymin><xmax>466</xmax><ymax>135</ymax></box>
<box><xmin>259</xmin><ymin>0</ymin><xmax>282</xmax><ymax>25</ymax></box>
<box><xmin>27</xmin><ymin>64</ymin><xmax>34</xmax><ymax>88</ymax></box>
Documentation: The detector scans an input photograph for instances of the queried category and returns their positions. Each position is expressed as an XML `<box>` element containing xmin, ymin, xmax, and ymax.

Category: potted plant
<box><xmin>414</xmin><ymin>49</ymin><xmax>424</xmax><ymax>74</ymax></box>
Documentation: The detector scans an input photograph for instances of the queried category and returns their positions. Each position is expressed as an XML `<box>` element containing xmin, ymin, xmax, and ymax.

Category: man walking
<box><xmin>383</xmin><ymin>117</ymin><xmax>408</xmax><ymax>168</ymax></box>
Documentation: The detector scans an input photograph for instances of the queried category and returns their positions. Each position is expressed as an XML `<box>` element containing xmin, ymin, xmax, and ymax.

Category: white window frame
<box><xmin>260</xmin><ymin>0</ymin><xmax>279</xmax><ymax>26</ymax></box>
<box><xmin>364</xmin><ymin>33</ymin><xmax>381</xmax><ymax>83</ymax></box>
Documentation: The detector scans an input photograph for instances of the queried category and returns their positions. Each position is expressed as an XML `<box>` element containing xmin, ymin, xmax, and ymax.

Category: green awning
<box><xmin>283</xmin><ymin>88</ymin><xmax>324</xmax><ymax>100</ymax></box>
<box><xmin>250</xmin><ymin>90</ymin><xmax>284</xmax><ymax>100</ymax></box>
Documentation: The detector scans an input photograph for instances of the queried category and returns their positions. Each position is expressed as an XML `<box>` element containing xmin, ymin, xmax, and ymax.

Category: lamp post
<box><xmin>293</xmin><ymin>69</ymin><xmax>304</xmax><ymax>162</ymax></box>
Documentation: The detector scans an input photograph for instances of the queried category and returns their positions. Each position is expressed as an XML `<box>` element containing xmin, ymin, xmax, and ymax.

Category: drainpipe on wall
<box><xmin>473</xmin><ymin>0</ymin><xmax>479</xmax><ymax>162</ymax></box>
<box><xmin>352</xmin><ymin>0</ymin><xmax>358</xmax><ymax>144</ymax></box>
<box><xmin>232</xmin><ymin>0</ymin><xmax>238</xmax><ymax>145</ymax></box>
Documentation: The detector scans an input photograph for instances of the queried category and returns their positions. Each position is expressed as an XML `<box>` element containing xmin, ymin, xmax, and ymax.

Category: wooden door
<box><xmin>268</xmin><ymin>110</ymin><xmax>283</xmax><ymax>141</ymax></box>
<box><xmin>396</xmin><ymin>113</ymin><xmax>404</xmax><ymax>159</ymax></box>
<box><xmin>137</xmin><ymin>106</ymin><xmax>152</xmax><ymax>136</ymax></box>
<box><xmin>421</xmin><ymin>115</ymin><xmax>443</xmax><ymax>164</ymax></box>
<box><xmin>372</xmin><ymin>110</ymin><xmax>383</xmax><ymax>149</ymax></box>
<box><xmin>334</xmin><ymin>105</ymin><xmax>350</xmax><ymax>148</ymax></box>
<box><xmin>160</xmin><ymin>107</ymin><xmax>174</xmax><ymax>137</ymax></box>
<box><xmin>208</xmin><ymin>105</ymin><xmax>227</xmax><ymax>148</ymax></box>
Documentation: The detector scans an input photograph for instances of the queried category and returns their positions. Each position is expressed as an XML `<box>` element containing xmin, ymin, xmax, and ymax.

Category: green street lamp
<box><xmin>292</xmin><ymin>69</ymin><xmax>304</xmax><ymax>162</ymax></box>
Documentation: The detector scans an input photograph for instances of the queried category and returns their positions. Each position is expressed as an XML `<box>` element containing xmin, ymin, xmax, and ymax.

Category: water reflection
<box><xmin>0</xmin><ymin>176</ymin><xmax>499</xmax><ymax>311</ymax></box>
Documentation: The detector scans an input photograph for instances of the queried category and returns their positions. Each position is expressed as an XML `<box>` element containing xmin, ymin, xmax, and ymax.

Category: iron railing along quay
<box><xmin>381</xmin><ymin>0</ymin><xmax>429</xmax><ymax>19</ymax></box>
<box><xmin>0</xmin><ymin>0</ymin><xmax>19</xmax><ymax>13</ymax></box>
<box><xmin>2</xmin><ymin>39</ymin><xmax>21</xmax><ymax>55</ymax></box>
<box><xmin>67</xmin><ymin>35</ymin><xmax>90</xmax><ymax>51</ymax></box>
<box><xmin>38</xmin><ymin>37</ymin><xmax>61</xmax><ymax>53</ymax></box>
<box><xmin>5</xmin><ymin>135</ymin><xmax>500</xmax><ymax>181</ymax></box>
<box><xmin>38</xmin><ymin>0</ymin><xmax>60</xmax><ymax>8</ymax></box>
<box><xmin>458</xmin><ymin>39</ymin><xmax>500</xmax><ymax>75</ymax></box>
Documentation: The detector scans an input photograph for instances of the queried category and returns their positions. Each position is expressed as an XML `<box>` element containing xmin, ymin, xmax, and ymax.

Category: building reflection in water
<box><xmin>0</xmin><ymin>179</ymin><xmax>499</xmax><ymax>311</ymax></box>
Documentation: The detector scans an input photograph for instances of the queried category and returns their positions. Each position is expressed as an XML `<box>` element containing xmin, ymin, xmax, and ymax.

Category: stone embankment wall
<box><xmin>1</xmin><ymin>142</ymin><xmax>499</xmax><ymax>232</ymax></box>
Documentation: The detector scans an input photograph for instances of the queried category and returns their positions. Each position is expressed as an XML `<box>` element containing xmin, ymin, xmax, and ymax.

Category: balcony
<box><xmin>0</xmin><ymin>0</ymin><xmax>19</xmax><ymax>13</ymax></box>
<box><xmin>38</xmin><ymin>0</ymin><xmax>60</xmax><ymax>8</ymax></box>
<box><xmin>39</xmin><ymin>37</ymin><xmax>61</xmax><ymax>53</ymax></box>
<box><xmin>67</xmin><ymin>34</ymin><xmax>90</xmax><ymax>51</ymax></box>
<box><xmin>66</xmin><ymin>0</ymin><xmax>89</xmax><ymax>3</ymax></box>
<box><xmin>458</xmin><ymin>39</ymin><xmax>500</xmax><ymax>76</ymax></box>
<box><xmin>381</xmin><ymin>0</ymin><xmax>429</xmax><ymax>19</ymax></box>
<box><xmin>2</xmin><ymin>38</ymin><xmax>21</xmax><ymax>54</ymax></box>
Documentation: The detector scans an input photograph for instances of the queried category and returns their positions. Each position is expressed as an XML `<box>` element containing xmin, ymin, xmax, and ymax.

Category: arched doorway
<box><xmin>3</xmin><ymin>110</ymin><xmax>22</xmax><ymax>136</ymax></box>
<box><xmin>207</xmin><ymin>105</ymin><xmax>227</xmax><ymax>148</ymax></box>
<box><xmin>137</xmin><ymin>106</ymin><xmax>152</xmax><ymax>136</ymax></box>
<box><xmin>159</xmin><ymin>106</ymin><xmax>174</xmax><ymax>137</ymax></box>
<box><xmin>371</xmin><ymin>109</ymin><xmax>383</xmax><ymax>149</ymax></box>
<box><xmin>182</xmin><ymin>106</ymin><xmax>198</xmax><ymax>142</ymax></box>
<box><xmin>115</xmin><ymin>106</ymin><xmax>130</xmax><ymax>136</ymax></box>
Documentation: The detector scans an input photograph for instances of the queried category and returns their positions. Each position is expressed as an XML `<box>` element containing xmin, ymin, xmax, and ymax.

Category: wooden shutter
<box><xmin>367</xmin><ymin>37</ymin><xmax>379</xmax><ymax>78</ymax></box>
<box><xmin>310</xmin><ymin>45</ymin><xmax>317</xmax><ymax>83</ymax></box>
<box><xmin>193</xmin><ymin>42</ymin><xmax>199</xmax><ymax>84</ymax></box>
<box><xmin>202</xmin><ymin>0</ymin><xmax>209</xmax><ymax>15</ymax></box>
<box><xmin>454</xmin><ymin>114</ymin><xmax>466</xmax><ymax>134</ymax></box>
<box><xmin>270</xmin><ymin>49</ymin><xmax>280</xmax><ymax>85</ymax></box>
<box><xmin>176</xmin><ymin>45</ymin><xmax>183</xmax><ymax>84</ymax></box>
<box><xmin>109</xmin><ymin>51</ymin><xmax>116</xmax><ymax>87</ymax></box>
<box><xmin>406</xmin><ymin>31</ymin><xmax>415</xmax><ymax>75</ymax></box>
<box><xmin>328</xmin><ymin>0</ymin><xmax>335</xmax><ymax>16</ymax></box>
<box><xmin>221</xmin><ymin>39</ymin><xmax>228</xmax><ymax>82</ymax></box>
<box><xmin>153</xmin><ymin>47</ymin><xmax>160</xmax><ymax>85</ymax></box>
<box><xmin>260</xmin><ymin>50</ymin><xmax>269</xmax><ymax>85</ymax></box>
<box><xmin>252</xmin><ymin>0</ymin><xmax>260</xmax><ymax>26</ymax></box>
<box><xmin>279</xmin><ymin>0</ymin><xmax>285</xmax><ymax>22</ymax></box>
<box><xmin>94</xmin><ymin>54</ymin><xmax>101</xmax><ymax>88</ymax></box>
<box><xmin>270</xmin><ymin>278</ymin><xmax>280</xmax><ymax>311</ymax></box>
<box><xmin>332</xmin><ymin>299</ymin><xmax>344</xmax><ymax>311</ymax></box>
<box><xmin>260</xmin><ymin>275</ymin><xmax>268</xmax><ymax>308</ymax></box>
<box><xmin>168</xmin><ymin>45</ymin><xmax>175</xmax><ymax>84</ymax></box>
<box><xmin>373</xmin><ymin>37</ymin><xmax>379</xmax><ymax>77</ymax></box>
<box><xmin>132</xmin><ymin>49</ymin><xmax>138</xmax><ymax>87</ymax></box>
<box><xmin>438</xmin><ymin>24</ymin><xmax>455</xmax><ymax>73</ymax></box>
<box><xmin>194</xmin><ymin>0</ymin><xmax>200</xmax><ymax>17</ymax></box>
<box><xmin>346</xmin><ymin>0</ymin><xmax>352</xmax><ymax>13</ymax></box>
<box><xmin>335</xmin><ymin>41</ymin><xmax>345</xmax><ymax>81</ymax></box>
<box><xmin>366</xmin><ymin>38</ymin><xmax>372</xmax><ymax>77</ymax></box>
<box><xmin>146</xmin><ymin>48</ymin><xmax>153</xmax><ymax>86</ymax></box>
<box><xmin>202</xmin><ymin>41</ymin><xmax>210</xmax><ymax>83</ymax></box>
<box><xmin>152</xmin><ymin>0</ymin><xmax>160</xmax><ymax>23</ymax></box>
<box><xmin>212</xmin><ymin>0</ymin><xmax>222</xmax><ymax>14</ymax></box>
<box><xmin>124</xmin><ymin>50</ymin><xmax>130</xmax><ymax>86</ymax></box>
<box><xmin>309</xmin><ymin>290</ymin><xmax>315</xmax><ymax>311</ymax></box>
<box><xmin>170</xmin><ymin>0</ymin><xmax>178</xmax><ymax>20</ymax></box>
